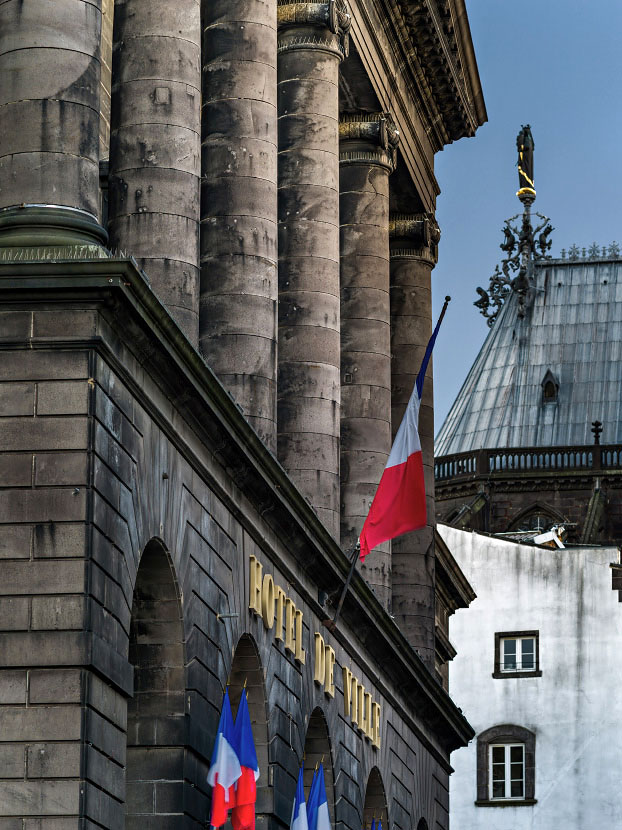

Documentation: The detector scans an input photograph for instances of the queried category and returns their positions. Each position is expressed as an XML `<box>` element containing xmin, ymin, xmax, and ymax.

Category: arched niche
<box><xmin>509</xmin><ymin>501</ymin><xmax>565</xmax><ymax>533</ymax></box>
<box><xmin>227</xmin><ymin>635</ymin><xmax>269</xmax><ymax>781</ymax></box>
<box><xmin>302</xmin><ymin>708</ymin><xmax>335</xmax><ymax>825</ymax></box>
<box><xmin>363</xmin><ymin>766</ymin><xmax>388</xmax><ymax>829</ymax></box>
<box><xmin>416</xmin><ymin>820</ymin><xmax>429</xmax><ymax>830</ymax></box>
<box><xmin>125</xmin><ymin>539</ymin><xmax>185</xmax><ymax>825</ymax></box>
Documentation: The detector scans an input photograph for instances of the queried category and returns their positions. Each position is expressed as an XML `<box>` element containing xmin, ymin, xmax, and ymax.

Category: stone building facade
<box><xmin>440</xmin><ymin>525</ymin><xmax>622</xmax><ymax>828</ymax></box>
<box><xmin>0</xmin><ymin>0</ymin><xmax>485</xmax><ymax>826</ymax></box>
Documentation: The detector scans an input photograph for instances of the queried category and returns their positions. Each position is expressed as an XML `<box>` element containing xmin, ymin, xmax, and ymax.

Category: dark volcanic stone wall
<box><xmin>107</xmin><ymin>0</ymin><xmax>202</xmax><ymax>345</ymax></box>
<box><xmin>200</xmin><ymin>0</ymin><xmax>279</xmax><ymax>451</ymax></box>
<box><xmin>389</xmin><ymin>216</ymin><xmax>440</xmax><ymax>669</ymax></box>
<box><xmin>0</xmin><ymin>0</ymin><xmax>103</xmax><ymax>217</ymax></box>
<box><xmin>276</xmin><ymin>2</ymin><xmax>350</xmax><ymax>539</ymax></box>
<box><xmin>339</xmin><ymin>112</ymin><xmax>398</xmax><ymax>610</ymax></box>
<box><xmin>0</xmin><ymin>290</ymin><xmax>459</xmax><ymax>828</ymax></box>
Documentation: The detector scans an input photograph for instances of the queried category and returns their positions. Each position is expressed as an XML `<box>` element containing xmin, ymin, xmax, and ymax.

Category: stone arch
<box><xmin>416</xmin><ymin>820</ymin><xmax>429</xmax><ymax>830</ymax></box>
<box><xmin>227</xmin><ymin>634</ymin><xmax>270</xmax><ymax>781</ymax></box>
<box><xmin>303</xmin><ymin>708</ymin><xmax>336</xmax><ymax>824</ymax></box>
<box><xmin>509</xmin><ymin>501</ymin><xmax>565</xmax><ymax>532</ymax></box>
<box><xmin>125</xmin><ymin>538</ymin><xmax>186</xmax><ymax>826</ymax></box>
<box><xmin>363</xmin><ymin>766</ymin><xmax>388</xmax><ymax>829</ymax></box>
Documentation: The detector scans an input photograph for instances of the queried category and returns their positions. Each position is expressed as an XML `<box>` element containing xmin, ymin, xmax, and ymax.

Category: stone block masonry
<box><xmin>0</xmin><ymin>264</ymin><xmax>472</xmax><ymax>826</ymax></box>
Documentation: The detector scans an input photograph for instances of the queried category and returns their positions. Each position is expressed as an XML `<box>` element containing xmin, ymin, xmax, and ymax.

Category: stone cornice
<box><xmin>339</xmin><ymin>111</ymin><xmax>399</xmax><ymax>171</ymax></box>
<box><xmin>0</xmin><ymin>258</ymin><xmax>474</xmax><ymax>758</ymax></box>
<box><xmin>395</xmin><ymin>0</ymin><xmax>487</xmax><ymax>144</ymax></box>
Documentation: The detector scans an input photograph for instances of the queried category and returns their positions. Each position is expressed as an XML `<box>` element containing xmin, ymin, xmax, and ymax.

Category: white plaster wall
<box><xmin>440</xmin><ymin>525</ymin><xmax>622</xmax><ymax>829</ymax></box>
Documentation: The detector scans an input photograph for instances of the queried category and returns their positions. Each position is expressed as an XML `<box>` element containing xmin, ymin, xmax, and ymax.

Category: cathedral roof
<box><xmin>435</xmin><ymin>255</ymin><xmax>622</xmax><ymax>456</ymax></box>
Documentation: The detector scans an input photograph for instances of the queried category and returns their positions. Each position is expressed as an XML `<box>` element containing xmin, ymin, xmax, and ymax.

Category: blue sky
<box><xmin>432</xmin><ymin>0</ymin><xmax>622</xmax><ymax>429</ymax></box>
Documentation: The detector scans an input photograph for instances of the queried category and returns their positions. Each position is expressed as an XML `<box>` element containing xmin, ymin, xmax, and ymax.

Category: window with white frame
<box><xmin>489</xmin><ymin>743</ymin><xmax>525</xmax><ymax>800</ymax></box>
<box><xmin>494</xmin><ymin>631</ymin><xmax>541</xmax><ymax>678</ymax></box>
<box><xmin>476</xmin><ymin>725</ymin><xmax>536</xmax><ymax>806</ymax></box>
<box><xmin>501</xmin><ymin>636</ymin><xmax>535</xmax><ymax>672</ymax></box>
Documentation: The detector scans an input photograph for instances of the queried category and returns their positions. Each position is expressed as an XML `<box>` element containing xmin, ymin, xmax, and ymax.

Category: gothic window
<box><xmin>541</xmin><ymin>369</ymin><xmax>559</xmax><ymax>404</ymax></box>
<box><xmin>476</xmin><ymin>725</ymin><xmax>536</xmax><ymax>806</ymax></box>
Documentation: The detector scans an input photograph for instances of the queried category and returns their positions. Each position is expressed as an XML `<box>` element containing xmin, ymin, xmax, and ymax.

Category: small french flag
<box><xmin>232</xmin><ymin>689</ymin><xmax>260</xmax><ymax>830</ymax></box>
<box><xmin>306</xmin><ymin>763</ymin><xmax>330</xmax><ymax>830</ymax></box>
<box><xmin>290</xmin><ymin>768</ymin><xmax>309</xmax><ymax>830</ymax></box>
<box><xmin>207</xmin><ymin>689</ymin><xmax>242</xmax><ymax>828</ymax></box>
<box><xmin>359</xmin><ymin>297</ymin><xmax>449</xmax><ymax>561</ymax></box>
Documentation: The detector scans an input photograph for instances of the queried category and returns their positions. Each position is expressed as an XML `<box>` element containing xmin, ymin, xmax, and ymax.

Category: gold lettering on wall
<box><xmin>249</xmin><ymin>556</ymin><xmax>380</xmax><ymax>745</ymax></box>
<box><xmin>275</xmin><ymin>585</ymin><xmax>286</xmax><ymax>642</ymax></box>
<box><xmin>341</xmin><ymin>664</ymin><xmax>381</xmax><ymax>747</ymax></box>
<box><xmin>261</xmin><ymin>573</ymin><xmax>275</xmax><ymax>629</ymax></box>
<box><xmin>248</xmin><ymin>555</ymin><xmax>306</xmax><ymax>665</ymax></box>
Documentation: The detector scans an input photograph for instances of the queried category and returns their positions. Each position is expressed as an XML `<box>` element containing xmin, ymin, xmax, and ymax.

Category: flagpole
<box><xmin>322</xmin><ymin>540</ymin><xmax>360</xmax><ymax>632</ymax></box>
<box><xmin>322</xmin><ymin>296</ymin><xmax>452</xmax><ymax>633</ymax></box>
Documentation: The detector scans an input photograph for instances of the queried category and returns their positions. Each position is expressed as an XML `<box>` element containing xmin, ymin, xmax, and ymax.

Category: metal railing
<box><xmin>435</xmin><ymin>443</ymin><xmax>622</xmax><ymax>482</ymax></box>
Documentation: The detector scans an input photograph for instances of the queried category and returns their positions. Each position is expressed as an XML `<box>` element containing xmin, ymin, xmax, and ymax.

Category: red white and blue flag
<box><xmin>290</xmin><ymin>767</ymin><xmax>309</xmax><ymax>830</ymax></box>
<box><xmin>231</xmin><ymin>689</ymin><xmax>260</xmax><ymax>830</ymax></box>
<box><xmin>306</xmin><ymin>763</ymin><xmax>330</xmax><ymax>830</ymax></box>
<box><xmin>208</xmin><ymin>689</ymin><xmax>242</xmax><ymax>828</ymax></box>
<box><xmin>359</xmin><ymin>299</ymin><xmax>448</xmax><ymax>561</ymax></box>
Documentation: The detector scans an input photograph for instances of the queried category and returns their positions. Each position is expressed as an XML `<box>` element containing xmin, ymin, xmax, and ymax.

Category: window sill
<box><xmin>475</xmin><ymin>799</ymin><xmax>537</xmax><ymax>808</ymax></box>
<box><xmin>492</xmin><ymin>670</ymin><xmax>542</xmax><ymax>679</ymax></box>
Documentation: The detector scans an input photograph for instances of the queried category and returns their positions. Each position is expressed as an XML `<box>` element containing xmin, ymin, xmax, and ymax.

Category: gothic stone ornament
<box><xmin>475</xmin><ymin>212</ymin><xmax>553</xmax><ymax>326</ymax></box>
<box><xmin>475</xmin><ymin>125</ymin><xmax>554</xmax><ymax>326</ymax></box>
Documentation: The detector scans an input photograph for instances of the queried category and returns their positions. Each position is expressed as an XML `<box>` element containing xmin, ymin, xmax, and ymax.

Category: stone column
<box><xmin>277</xmin><ymin>0</ymin><xmax>350</xmax><ymax>538</ymax></box>
<box><xmin>339</xmin><ymin>112</ymin><xmax>399</xmax><ymax>609</ymax></box>
<box><xmin>389</xmin><ymin>214</ymin><xmax>440</xmax><ymax>667</ymax></box>
<box><xmin>200</xmin><ymin>0</ymin><xmax>278</xmax><ymax>451</ymax></box>
<box><xmin>0</xmin><ymin>0</ymin><xmax>106</xmax><ymax>249</ymax></box>
<box><xmin>108</xmin><ymin>0</ymin><xmax>201</xmax><ymax>346</ymax></box>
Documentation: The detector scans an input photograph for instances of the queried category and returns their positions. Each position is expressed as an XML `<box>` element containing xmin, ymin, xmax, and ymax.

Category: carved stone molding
<box><xmin>389</xmin><ymin>212</ymin><xmax>440</xmax><ymax>264</ymax></box>
<box><xmin>277</xmin><ymin>0</ymin><xmax>351</xmax><ymax>57</ymax></box>
<box><xmin>339</xmin><ymin>112</ymin><xmax>400</xmax><ymax>172</ymax></box>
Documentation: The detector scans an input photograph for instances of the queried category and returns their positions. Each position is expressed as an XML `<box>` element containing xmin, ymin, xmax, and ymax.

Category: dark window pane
<box><xmin>492</xmin><ymin>781</ymin><xmax>505</xmax><ymax>799</ymax></box>
<box><xmin>511</xmin><ymin>779</ymin><xmax>524</xmax><ymax>798</ymax></box>
<box><xmin>503</xmin><ymin>640</ymin><xmax>517</xmax><ymax>669</ymax></box>
<box><xmin>492</xmin><ymin>746</ymin><xmax>505</xmax><ymax>763</ymax></box>
<box><xmin>511</xmin><ymin>763</ymin><xmax>523</xmax><ymax>779</ymax></box>
<box><xmin>510</xmin><ymin>746</ymin><xmax>524</xmax><ymax>763</ymax></box>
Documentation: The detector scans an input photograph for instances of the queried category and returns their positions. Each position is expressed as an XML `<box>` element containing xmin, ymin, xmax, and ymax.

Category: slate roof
<box><xmin>435</xmin><ymin>257</ymin><xmax>622</xmax><ymax>456</ymax></box>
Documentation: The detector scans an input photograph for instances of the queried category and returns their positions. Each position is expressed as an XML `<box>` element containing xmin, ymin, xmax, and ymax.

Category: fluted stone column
<box><xmin>0</xmin><ymin>0</ymin><xmax>107</xmax><ymax>249</ymax></box>
<box><xmin>389</xmin><ymin>214</ymin><xmax>440</xmax><ymax>667</ymax></box>
<box><xmin>200</xmin><ymin>0</ymin><xmax>278</xmax><ymax>451</ymax></box>
<box><xmin>277</xmin><ymin>0</ymin><xmax>350</xmax><ymax>538</ymax></box>
<box><xmin>339</xmin><ymin>113</ymin><xmax>399</xmax><ymax>609</ymax></box>
<box><xmin>108</xmin><ymin>0</ymin><xmax>201</xmax><ymax>345</ymax></box>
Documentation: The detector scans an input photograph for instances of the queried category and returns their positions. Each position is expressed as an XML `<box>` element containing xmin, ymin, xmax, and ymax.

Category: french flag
<box><xmin>232</xmin><ymin>689</ymin><xmax>260</xmax><ymax>830</ymax></box>
<box><xmin>307</xmin><ymin>763</ymin><xmax>330</xmax><ymax>830</ymax></box>
<box><xmin>208</xmin><ymin>689</ymin><xmax>242</xmax><ymax>828</ymax></box>
<box><xmin>359</xmin><ymin>297</ymin><xmax>449</xmax><ymax>561</ymax></box>
<box><xmin>290</xmin><ymin>768</ymin><xmax>309</xmax><ymax>830</ymax></box>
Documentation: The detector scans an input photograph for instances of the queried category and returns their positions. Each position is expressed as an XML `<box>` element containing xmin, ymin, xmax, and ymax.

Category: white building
<box><xmin>441</xmin><ymin>524</ymin><xmax>622</xmax><ymax>828</ymax></box>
